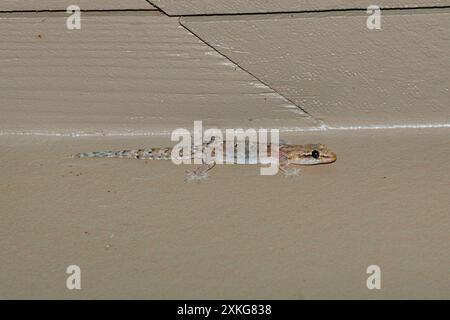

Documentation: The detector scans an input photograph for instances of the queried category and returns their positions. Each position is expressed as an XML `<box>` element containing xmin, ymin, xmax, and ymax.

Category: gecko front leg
<box><xmin>279</xmin><ymin>163</ymin><xmax>302</xmax><ymax>177</ymax></box>
<box><xmin>184</xmin><ymin>163</ymin><xmax>216</xmax><ymax>183</ymax></box>
<box><xmin>278</xmin><ymin>148</ymin><xmax>302</xmax><ymax>177</ymax></box>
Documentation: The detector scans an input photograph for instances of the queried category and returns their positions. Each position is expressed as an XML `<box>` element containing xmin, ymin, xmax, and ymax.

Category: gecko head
<box><xmin>288</xmin><ymin>144</ymin><xmax>337</xmax><ymax>165</ymax></box>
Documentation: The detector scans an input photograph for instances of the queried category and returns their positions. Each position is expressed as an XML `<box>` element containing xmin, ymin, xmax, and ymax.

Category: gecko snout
<box><xmin>324</xmin><ymin>151</ymin><xmax>337</xmax><ymax>163</ymax></box>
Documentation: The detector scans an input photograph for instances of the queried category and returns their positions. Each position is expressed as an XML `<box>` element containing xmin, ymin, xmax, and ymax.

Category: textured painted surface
<box><xmin>151</xmin><ymin>0</ymin><xmax>450</xmax><ymax>15</ymax></box>
<box><xmin>183</xmin><ymin>12</ymin><xmax>450</xmax><ymax>126</ymax></box>
<box><xmin>1</xmin><ymin>130</ymin><xmax>449</xmax><ymax>298</ymax></box>
<box><xmin>0</xmin><ymin>15</ymin><xmax>318</xmax><ymax>136</ymax></box>
<box><xmin>0</xmin><ymin>0</ymin><xmax>156</xmax><ymax>11</ymax></box>
<box><xmin>1</xmin><ymin>2</ymin><xmax>449</xmax><ymax>300</ymax></box>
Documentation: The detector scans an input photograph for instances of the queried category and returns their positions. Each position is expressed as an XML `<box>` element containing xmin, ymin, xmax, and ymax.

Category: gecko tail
<box><xmin>75</xmin><ymin>148</ymin><xmax>173</xmax><ymax>160</ymax></box>
<box><xmin>75</xmin><ymin>151</ymin><xmax>118</xmax><ymax>158</ymax></box>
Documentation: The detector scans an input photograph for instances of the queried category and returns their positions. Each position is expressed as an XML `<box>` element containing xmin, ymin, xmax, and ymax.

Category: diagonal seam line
<box><xmin>145</xmin><ymin>0</ymin><xmax>166</xmax><ymax>14</ymax></box>
<box><xmin>178</xmin><ymin>16</ymin><xmax>321</xmax><ymax>124</ymax></box>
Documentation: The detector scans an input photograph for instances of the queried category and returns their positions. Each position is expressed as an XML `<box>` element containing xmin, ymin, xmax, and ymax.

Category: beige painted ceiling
<box><xmin>182</xmin><ymin>11</ymin><xmax>450</xmax><ymax>126</ymax></box>
<box><xmin>0</xmin><ymin>14</ymin><xmax>318</xmax><ymax>136</ymax></box>
<box><xmin>151</xmin><ymin>0</ymin><xmax>450</xmax><ymax>15</ymax></box>
<box><xmin>0</xmin><ymin>0</ymin><xmax>156</xmax><ymax>11</ymax></box>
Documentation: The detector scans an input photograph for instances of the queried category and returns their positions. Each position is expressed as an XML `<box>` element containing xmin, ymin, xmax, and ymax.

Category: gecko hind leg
<box><xmin>184</xmin><ymin>163</ymin><xmax>216</xmax><ymax>183</ymax></box>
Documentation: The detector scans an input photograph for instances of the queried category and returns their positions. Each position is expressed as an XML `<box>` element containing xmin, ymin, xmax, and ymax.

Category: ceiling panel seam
<box><xmin>178</xmin><ymin>17</ymin><xmax>321</xmax><ymax>124</ymax></box>
<box><xmin>145</xmin><ymin>2</ymin><xmax>450</xmax><ymax>17</ymax></box>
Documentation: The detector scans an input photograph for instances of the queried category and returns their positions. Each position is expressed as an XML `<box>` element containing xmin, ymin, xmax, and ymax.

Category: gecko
<box><xmin>75</xmin><ymin>141</ymin><xmax>336</xmax><ymax>181</ymax></box>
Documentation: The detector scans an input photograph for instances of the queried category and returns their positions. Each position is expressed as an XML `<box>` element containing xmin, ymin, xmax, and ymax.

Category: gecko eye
<box><xmin>312</xmin><ymin>150</ymin><xmax>320</xmax><ymax>159</ymax></box>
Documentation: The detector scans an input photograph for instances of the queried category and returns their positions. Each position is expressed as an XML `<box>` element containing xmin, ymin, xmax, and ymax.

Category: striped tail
<box><xmin>75</xmin><ymin>148</ymin><xmax>173</xmax><ymax>160</ymax></box>
<box><xmin>76</xmin><ymin>151</ymin><xmax>122</xmax><ymax>158</ymax></box>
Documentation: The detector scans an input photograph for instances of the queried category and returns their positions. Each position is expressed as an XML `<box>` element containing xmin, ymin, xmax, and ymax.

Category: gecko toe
<box><xmin>184</xmin><ymin>169</ymin><xmax>209</xmax><ymax>183</ymax></box>
<box><xmin>283</xmin><ymin>167</ymin><xmax>302</xmax><ymax>177</ymax></box>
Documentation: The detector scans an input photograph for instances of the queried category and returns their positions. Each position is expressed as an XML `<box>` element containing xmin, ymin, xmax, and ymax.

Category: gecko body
<box><xmin>75</xmin><ymin>142</ymin><xmax>336</xmax><ymax>181</ymax></box>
